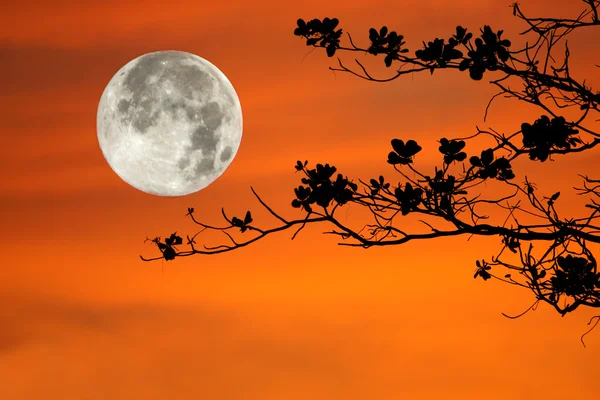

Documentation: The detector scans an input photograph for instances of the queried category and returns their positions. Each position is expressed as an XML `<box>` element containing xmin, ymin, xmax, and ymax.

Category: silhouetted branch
<box><xmin>501</xmin><ymin>299</ymin><xmax>540</xmax><ymax>319</ymax></box>
<box><xmin>142</xmin><ymin>1</ymin><xmax>600</xmax><ymax>343</ymax></box>
<box><xmin>581</xmin><ymin>315</ymin><xmax>600</xmax><ymax>347</ymax></box>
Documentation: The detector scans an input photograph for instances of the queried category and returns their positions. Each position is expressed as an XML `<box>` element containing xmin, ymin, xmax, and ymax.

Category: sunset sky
<box><xmin>1</xmin><ymin>0</ymin><xmax>600</xmax><ymax>398</ymax></box>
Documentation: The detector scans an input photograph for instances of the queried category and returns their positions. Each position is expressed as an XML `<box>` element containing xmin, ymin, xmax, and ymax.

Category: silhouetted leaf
<box><xmin>231</xmin><ymin>217</ymin><xmax>243</xmax><ymax>227</ymax></box>
<box><xmin>163</xmin><ymin>247</ymin><xmax>176</xmax><ymax>261</ymax></box>
<box><xmin>387</xmin><ymin>152</ymin><xmax>403</xmax><ymax>165</ymax></box>
<box><xmin>439</xmin><ymin>138</ymin><xmax>467</xmax><ymax>164</ymax></box>
<box><xmin>479</xmin><ymin>269</ymin><xmax>491</xmax><ymax>280</ymax></box>
<box><xmin>294</xmin><ymin>19</ymin><xmax>308</xmax><ymax>36</ymax></box>
<box><xmin>470</xmin><ymin>156</ymin><xmax>482</xmax><ymax>167</ymax></box>
<box><xmin>458</xmin><ymin>58</ymin><xmax>471</xmax><ymax>71</ymax></box>
<box><xmin>165</xmin><ymin>233</ymin><xmax>182</xmax><ymax>246</ymax></box>
<box><xmin>538</xmin><ymin>270</ymin><xmax>546</xmax><ymax>279</ymax></box>
<box><xmin>244</xmin><ymin>211</ymin><xmax>253</xmax><ymax>224</ymax></box>
<box><xmin>326</xmin><ymin>44</ymin><xmax>336</xmax><ymax>57</ymax></box>
<box><xmin>369</xmin><ymin>28</ymin><xmax>378</xmax><ymax>42</ymax></box>
<box><xmin>469</xmin><ymin>64</ymin><xmax>485</xmax><ymax>80</ymax></box>
<box><xmin>481</xmin><ymin>148</ymin><xmax>493</xmax><ymax>165</ymax></box>
<box><xmin>385</xmin><ymin>54</ymin><xmax>393</xmax><ymax>67</ymax></box>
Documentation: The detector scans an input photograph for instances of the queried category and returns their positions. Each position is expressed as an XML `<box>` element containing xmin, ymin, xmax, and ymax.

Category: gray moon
<box><xmin>96</xmin><ymin>50</ymin><xmax>243</xmax><ymax>196</ymax></box>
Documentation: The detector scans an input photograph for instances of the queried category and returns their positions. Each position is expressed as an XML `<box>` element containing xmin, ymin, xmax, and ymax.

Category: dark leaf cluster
<box><xmin>415</xmin><ymin>37</ymin><xmax>463</xmax><ymax>72</ymax></box>
<box><xmin>474</xmin><ymin>259</ymin><xmax>492</xmax><ymax>280</ymax></box>
<box><xmin>157</xmin><ymin>233</ymin><xmax>183</xmax><ymax>261</ymax></box>
<box><xmin>291</xmin><ymin>163</ymin><xmax>358</xmax><ymax>212</ymax></box>
<box><xmin>425</xmin><ymin>171</ymin><xmax>466</xmax><ymax>215</ymax></box>
<box><xmin>550</xmin><ymin>255</ymin><xmax>600</xmax><ymax>297</ymax></box>
<box><xmin>368</xmin><ymin>26</ymin><xmax>409</xmax><ymax>67</ymax></box>
<box><xmin>502</xmin><ymin>235</ymin><xmax>520</xmax><ymax>253</ymax></box>
<box><xmin>369</xmin><ymin>175</ymin><xmax>391</xmax><ymax>196</ymax></box>
<box><xmin>294</xmin><ymin>17</ymin><xmax>343</xmax><ymax>57</ymax></box>
<box><xmin>521</xmin><ymin>116</ymin><xmax>581</xmax><ymax>162</ymax></box>
<box><xmin>231</xmin><ymin>211</ymin><xmax>253</xmax><ymax>233</ymax></box>
<box><xmin>394</xmin><ymin>182</ymin><xmax>424</xmax><ymax>215</ymax></box>
<box><xmin>469</xmin><ymin>149</ymin><xmax>515</xmax><ymax>180</ymax></box>
<box><xmin>451</xmin><ymin>25</ymin><xmax>473</xmax><ymax>46</ymax></box>
<box><xmin>458</xmin><ymin>25</ymin><xmax>511</xmax><ymax>80</ymax></box>
<box><xmin>427</xmin><ymin>171</ymin><xmax>465</xmax><ymax>196</ymax></box>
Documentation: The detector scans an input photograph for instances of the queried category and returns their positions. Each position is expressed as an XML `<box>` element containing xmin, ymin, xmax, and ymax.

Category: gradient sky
<box><xmin>1</xmin><ymin>0</ymin><xmax>600</xmax><ymax>398</ymax></box>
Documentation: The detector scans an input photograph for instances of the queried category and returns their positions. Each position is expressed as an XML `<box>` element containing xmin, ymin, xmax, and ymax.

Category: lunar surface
<box><xmin>96</xmin><ymin>50</ymin><xmax>242</xmax><ymax>196</ymax></box>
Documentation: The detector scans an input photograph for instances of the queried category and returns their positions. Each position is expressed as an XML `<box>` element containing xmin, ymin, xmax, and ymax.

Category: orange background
<box><xmin>1</xmin><ymin>0</ymin><xmax>599</xmax><ymax>398</ymax></box>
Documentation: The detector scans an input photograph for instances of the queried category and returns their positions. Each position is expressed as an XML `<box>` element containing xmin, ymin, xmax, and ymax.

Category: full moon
<box><xmin>96</xmin><ymin>50</ymin><xmax>243</xmax><ymax>196</ymax></box>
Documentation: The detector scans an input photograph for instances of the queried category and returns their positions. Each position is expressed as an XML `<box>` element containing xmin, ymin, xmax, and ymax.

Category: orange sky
<box><xmin>1</xmin><ymin>0</ymin><xmax>599</xmax><ymax>398</ymax></box>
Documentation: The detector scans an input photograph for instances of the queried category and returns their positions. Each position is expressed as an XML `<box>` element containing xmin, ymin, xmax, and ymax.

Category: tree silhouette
<box><xmin>142</xmin><ymin>1</ymin><xmax>600</xmax><ymax>345</ymax></box>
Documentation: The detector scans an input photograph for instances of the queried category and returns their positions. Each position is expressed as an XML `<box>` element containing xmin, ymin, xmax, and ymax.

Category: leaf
<box><xmin>385</xmin><ymin>54</ymin><xmax>393</xmax><ymax>67</ymax></box>
<box><xmin>538</xmin><ymin>270</ymin><xmax>546</xmax><ymax>279</ymax></box>
<box><xmin>405</xmin><ymin>140</ymin><xmax>422</xmax><ymax>155</ymax></box>
<box><xmin>469</xmin><ymin>156</ymin><xmax>482</xmax><ymax>167</ymax></box>
<box><xmin>451</xmin><ymin>49</ymin><xmax>464</xmax><ymax>59</ymax></box>
<box><xmin>329</xmin><ymin>18</ymin><xmax>339</xmax><ymax>30</ymax></box>
<box><xmin>387</xmin><ymin>152</ymin><xmax>404</xmax><ymax>165</ymax></box>
<box><xmin>469</xmin><ymin>65</ymin><xmax>484</xmax><ymax>80</ymax></box>
<box><xmin>481</xmin><ymin>148</ymin><xmax>494</xmax><ymax>165</ymax></box>
<box><xmin>458</xmin><ymin>58</ymin><xmax>471</xmax><ymax>71</ymax></box>
<box><xmin>391</xmin><ymin>139</ymin><xmax>405</xmax><ymax>154</ymax></box>
<box><xmin>244</xmin><ymin>211</ymin><xmax>253</xmax><ymax>224</ymax></box>
<box><xmin>480</xmin><ymin>269</ymin><xmax>492</xmax><ymax>280</ymax></box>
<box><xmin>369</xmin><ymin>28</ymin><xmax>379</xmax><ymax>42</ymax></box>
<box><xmin>165</xmin><ymin>233</ymin><xmax>181</xmax><ymax>246</ymax></box>
<box><xmin>231</xmin><ymin>217</ymin><xmax>243</xmax><ymax>227</ymax></box>
<box><xmin>294</xmin><ymin>19</ymin><xmax>308</xmax><ymax>36</ymax></box>
<box><xmin>326</xmin><ymin>44</ymin><xmax>336</xmax><ymax>57</ymax></box>
<box><xmin>454</xmin><ymin>152</ymin><xmax>467</xmax><ymax>162</ymax></box>
<box><xmin>163</xmin><ymin>247</ymin><xmax>176</xmax><ymax>261</ymax></box>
